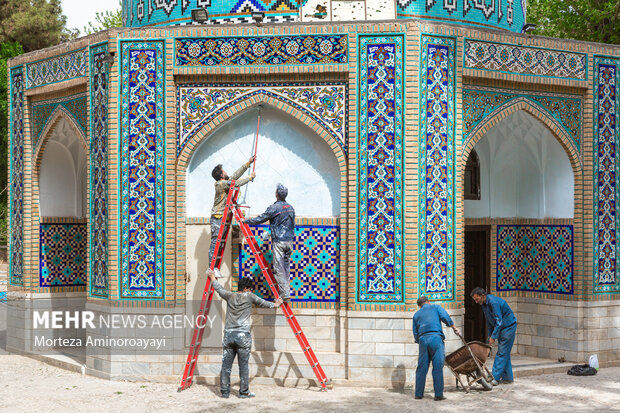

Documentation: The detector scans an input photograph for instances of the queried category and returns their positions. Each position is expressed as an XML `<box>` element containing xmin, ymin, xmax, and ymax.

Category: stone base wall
<box><xmin>344</xmin><ymin>310</ymin><xmax>464</xmax><ymax>386</ymax></box>
<box><xmin>6</xmin><ymin>294</ymin><xmax>620</xmax><ymax>386</ymax></box>
<box><xmin>5</xmin><ymin>291</ymin><xmax>86</xmax><ymax>355</ymax></box>
<box><xmin>583</xmin><ymin>299</ymin><xmax>620</xmax><ymax>364</ymax></box>
<box><xmin>78</xmin><ymin>308</ymin><xmax>465</xmax><ymax>387</ymax></box>
<box><xmin>509</xmin><ymin>297</ymin><xmax>620</xmax><ymax>364</ymax></box>
<box><xmin>508</xmin><ymin>297</ymin><xmax>584</xmax><ymax>362</ymax></box>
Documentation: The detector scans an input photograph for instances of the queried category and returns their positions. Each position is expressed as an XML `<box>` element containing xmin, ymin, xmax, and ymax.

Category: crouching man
<box><xmin>412</xmin><ymin>296</ymin><xmax>460</xmax><ymax>401</ymax></box>
<box><xmin>470</xmin><ymin>287</ymin><xmax>517</xmax><ymax>386</ymax></box>
<box><xmin>208</xmin><ymin>269</ymin><xmax>282</xmax><ymax>398</ymax></box>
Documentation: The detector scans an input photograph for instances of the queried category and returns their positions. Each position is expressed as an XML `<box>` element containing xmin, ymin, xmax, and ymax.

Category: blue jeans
<box><xmin>492</xmin><ymin>323</ymin><xmax>517</xmax><ymax>382</ymax></box>
<box><xmin>220</xmin><ymin>330</ymin><xmax>252</xmax><ymax>396</ymax></box>
<box><xmin>415</xmin><ymin>334</ymin><xmax>445</xmax><ymax>398</ymax></box>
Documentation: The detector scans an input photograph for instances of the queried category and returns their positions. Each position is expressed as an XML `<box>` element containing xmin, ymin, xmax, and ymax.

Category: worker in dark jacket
<box><xmin>208</xmin><ymin>269</ymin><xmax>282</xmax><ymax>398</ymax></box>
<box><xmin>244</xmin><ymin>183</ymin><xmax>295</xmax><ymax>302</ymax></box>
<box><xmin>209</xmin><ymin>156</ymin><xmax>256</xmax><ymax>263</ymax></box>
<box><xmin>412</xmin><ymin>296</ymin><xmax>459</xmax><ymax>401</ymax></box>
<box><xmin>470</xmin><ymin>287</ymin><xmax>517</xmax><ymax>385</ymax></box>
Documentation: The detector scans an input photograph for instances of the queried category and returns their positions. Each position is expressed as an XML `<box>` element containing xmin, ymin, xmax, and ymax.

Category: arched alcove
<box><xmin>39</xmin><ymin>117</ymin><xmax>88</xmax><ymax>218</ymax></box>
<box><xmin>36</xmin><ymin>115</ymin><xmax>88</xmax><ymax>288</ymax></box>
<box><xmin>183</xmin><ymin>105</ymin><xmax>342</xmax><ymax>309</ymax></box>
<box><xmin>465</xmin><ymin>111</ymin><xmax>574</xmax><ymax>219</ymax></box>
<box><xmin>462</xmin><ymin>109</ymin><xmax>578</xmax><ymax>342</ymax></box>
<box><xmin>187</xmin><ymin>106</ymin><xmax>341</xmax><ymax>217</ymax></box>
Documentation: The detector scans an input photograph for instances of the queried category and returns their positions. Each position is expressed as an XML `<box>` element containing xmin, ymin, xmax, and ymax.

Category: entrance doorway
<box><xmin>464</xmin><ymin>226</ymin><xmax>490</xmax><ymax>342</ymax></box>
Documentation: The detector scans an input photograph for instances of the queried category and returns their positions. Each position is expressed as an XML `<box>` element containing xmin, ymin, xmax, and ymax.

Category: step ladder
<box><xmin>178</xmin><ymin>181</ymin><xmax>329</xmax><ymax>391</ymax></box>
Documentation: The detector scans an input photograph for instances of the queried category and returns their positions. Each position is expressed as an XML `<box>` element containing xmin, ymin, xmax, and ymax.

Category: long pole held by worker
<box><xmin>252</xmin><ymin>106</ymin><xmax>261</xmax><ymax>173</ymax></box>
<box><xmin>240</xmin><ymin>106</ymin><xmax>261</xmax><ymax>206</ymax></box>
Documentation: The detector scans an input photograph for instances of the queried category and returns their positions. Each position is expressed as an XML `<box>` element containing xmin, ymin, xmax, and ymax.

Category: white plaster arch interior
<box><xmin>465</xmin><ymin>110</ymin><xmax>574</xmax><ymax>219</ymax></box>
<box><xmin>187</xmin><ymin>106</ymin><xmax>341</xmax><ymax>217</ymax></box>
<box><xmin>39</xmin><ymin>117</ymin><xmax>88</xmax><ymax>218</ymax></box>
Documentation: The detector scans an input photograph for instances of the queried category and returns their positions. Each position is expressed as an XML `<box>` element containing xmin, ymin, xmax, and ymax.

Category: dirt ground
<box><xmin>0</xmin><ymin>354</ymin><xmax>618</xmax><ymax>412</ymax></box>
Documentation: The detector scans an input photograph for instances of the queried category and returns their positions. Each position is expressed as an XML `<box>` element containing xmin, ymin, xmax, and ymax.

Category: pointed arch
<box><xmin>456</xmin><ymin>100</ymin><xmax>584</xmax><ymax>300</ymax></box>
<box><xmin>177</xmin><ymin>92</ymin><xmax>347</xmax><ymax>175</ymax></box>
<box><xmin>34</xmin><ymin>106</ymin><xmax>89</xmax><ymax>165</ymax></box>
<box><xmin>32</xmin><ymin>106</ymin><xmax>90</xmax><ymax>292</ymax></box>
<box><xmin>461</xmin><ymin>98</ymin><xmax>582</xmax><ymax>174</ymax></box>
<box><xmin>174</xmin><ymin>98</ymin><xmax>348</xmax><ymax>305</ymax></box>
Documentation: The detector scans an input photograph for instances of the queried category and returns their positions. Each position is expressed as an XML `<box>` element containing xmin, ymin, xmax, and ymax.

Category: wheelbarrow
<box><xmin>445</xmin><ymin>331</ymin><xmax>493</xmax><ymax>392</ymax></box>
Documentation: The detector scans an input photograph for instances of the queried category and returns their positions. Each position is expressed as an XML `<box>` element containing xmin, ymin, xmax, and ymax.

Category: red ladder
<box><xmin>178</xmin><ymin>181</ymin><xmax>329</xmax><ymax>391</ymax></box>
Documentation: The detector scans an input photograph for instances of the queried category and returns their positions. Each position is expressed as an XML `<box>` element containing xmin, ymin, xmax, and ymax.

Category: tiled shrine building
<box><xmin>6</xmin><ymin>0</ymin><xmax>620</xmax><ymax>385</ymax></box>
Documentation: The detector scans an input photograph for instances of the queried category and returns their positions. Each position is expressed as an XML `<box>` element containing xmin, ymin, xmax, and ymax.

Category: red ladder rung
<box><xmin>235</xmin><ymin>207</ymin><xmax>329</xmax><ymax>391</ymax></box>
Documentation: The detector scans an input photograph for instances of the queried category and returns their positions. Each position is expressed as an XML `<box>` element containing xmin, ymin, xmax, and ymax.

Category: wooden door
<box><xmin>464</xmin><ymin>226</ymin><xmax>490</xmax><ymax>342</ymax></box>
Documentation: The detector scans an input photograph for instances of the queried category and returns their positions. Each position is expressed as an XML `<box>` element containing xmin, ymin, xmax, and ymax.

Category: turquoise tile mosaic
<box><xmin>496</xmin><ymin>225</ymin><xmax>573</xmax><ymax>294</ymax></box>
<box><xmin>120</xmin><ymin>41</ymin><xmax>165</xmax><ymax>299</ymax></box>
<box><xmin>39</xmin><ymin>223</ymin><xmax>87</xmax><ymax>287</ymax></box>
<box><xmin>175</xmin><ymin>35</ymin><xmax>347</xmax><ymax>67</ymax></box>
<box><xmin>357</xmin><ymin>34</ymin><xmax>404</xmax><ymax>303</ymax></box>
<box><xmin>9</xmin><ymin>67</ymin><xmax>24</xmax><ymax>287</ymax></box>
<box><xmin>418</xmin><ymin>35</ymin><xmax>456</xmax><ymax>302</ymax></box>
<box><xmin>89</xmin><ymin>43</ymin><xmax>110</xmax><ymax>298</ymax></box>
<box><xmin>397</xmin><ymin>0</ymin><xmax>525</xmax><ymax>33</ymax></box>
<box><xmin>593</xmin><ymin>56</ymin><xmax>620</xmax><ymax>294</ymax></box>
<box><xmin>239</xmin><ymin>224</ymin><xmax>339</xmax><ymax>302</ymax></box>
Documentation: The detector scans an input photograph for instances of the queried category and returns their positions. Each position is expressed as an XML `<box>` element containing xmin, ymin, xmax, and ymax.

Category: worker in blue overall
<box><xmin>412</xmin><ymin>296</ymin><xmax>460</xmax><ymax>401</ymax></box>
<box><xmin>470</xmin><ymin>287</ymin><xmax>517</xmax><ymax>385</ymax></box>
<box><xmin>244</xmin><ymin>183</ymin><xmax>295</xmax><ymax>302</ymax></box>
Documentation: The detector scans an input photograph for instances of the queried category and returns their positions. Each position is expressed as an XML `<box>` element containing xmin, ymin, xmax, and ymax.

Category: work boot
<box><xmin>434</xmin><ymin>396</ymin><xmax>446</xmax><ymax>401</ymax></box>
<box><xmin>239</xmin><ymin>392</ymin><xmax>255</xmax><ymax>399</ymax></box>
<box><xmin>415</xmin><ymin>396</ymin><xmax>423</xmax><ymax>400</ymax></box>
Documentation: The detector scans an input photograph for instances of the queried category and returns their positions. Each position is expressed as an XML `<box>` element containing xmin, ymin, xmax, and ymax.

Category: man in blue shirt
<box><xmin>412</xmin><ymin>296</ymin><xmax>460</xmax><ymax>401</ymax></box>
<box><xmin>470</xmin><ymin>287</ymin><xmax>517</xmax><ymax>385</ymax></box>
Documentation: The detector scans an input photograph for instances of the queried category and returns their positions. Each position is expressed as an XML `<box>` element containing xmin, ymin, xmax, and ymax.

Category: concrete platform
<box><xmin>497</xmin><ymin>354</ymin><xmax>571</xmax><ymax>377</ymax></box>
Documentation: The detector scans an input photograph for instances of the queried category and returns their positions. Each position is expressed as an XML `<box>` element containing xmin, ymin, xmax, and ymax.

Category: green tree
<box><xmin>528</xmin><ymin>0</ymin><xmax>620</xmax><ymax>45</ymax></box>
<box><xmin>83</xmin><ymin>1</ymin><xmax>123</xmax><ymax>35</ymax></box>
<box><xmin>0</xmin><ymin>42</ymin><xmax>24</xmax><ymax>243</ymax></box>
<box><xmin>0</xmin><ymin>0</ymin><xmax>74</xmax><ymax>53</ymax></box>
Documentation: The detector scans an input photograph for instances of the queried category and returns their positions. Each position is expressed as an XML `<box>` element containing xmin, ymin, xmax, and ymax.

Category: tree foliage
<box><xmin>83</xmin><ymin>2</ymin><xmax>123</xmax><ymax>35</ymax></box>
<box><xmin>0</xmin><ymin>0</ymin><xmax>75</xmax><ymax>53</ymax></box>
<box><xmin>528</xmin><ymin>0</ymin><xmax>620</xmax><ymax>45</ymax></box>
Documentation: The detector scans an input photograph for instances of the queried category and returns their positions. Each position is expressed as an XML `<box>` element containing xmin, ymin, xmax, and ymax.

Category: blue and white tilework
<box><xmin>26</xmin><ymin>48</ymin><xmax>88</xmax><ymax>89</ymax></box>
<box><xmin>357</xmin><ymin>35</ymin><xmax>404</xmax><ymax>303</ymax></box>
<box><xmin>496</xmin><ymin>225</ymin><xmax>573</xmax><ymax>294</ymax></box>
<box><xmin>175</xmin><ymin>36</ymin><xmax>347</xmax><ymax>67</ymax></box>
<box><xmin>89</xmin><ymin>43</ymin><xmax>109</xmax><ymax>298</ymax></box>
<box><xmin>397</xmin><ymin>0</ymin><xmax>525</xmax><ymax>33</ymax></box>
<box><xmin>9</xmin><ymin>67</ymin><xmax>24</xmax><ymax>286</ymax></box>
<box><xmin>39</xmin><ymin>223</ymin><xmax>87</xmax><ymax>287</ymax></box>
<box><xmin>462</xmin><ymin>86</ymin><xmax>583</xmax><ymax>156</ymax></box>
<box><xmin>125</xmin><ymin>0</ymin><xmax>307</xmax><ymax>27</ymax></box>
<box><xmin>464</xmin><ymin>40</ymin><xmax>587</xmax><ymax>81</ymax></box>
<box><xmin>177</xmin><ymin>83</ymin><xmax>347</xmax><ymax>156</ymax></box>
<box><xmin>593</xmin><ymin>57</ymin><xmax>620</xmax><ymax>294</ymax></box>
<box><xmin>120</xmin><ymin>41</ymin><xmax>165</xmax><ymax>299</ymax></box>
<box><xmin>31</xmin><ymin>93</ymin><xmax>88</xmax><ymax>152</ymax></box>
<box><xmin>419</xmin><ymin>35</ymin><xmax>456</xmax><ymax>302</ymax></box>
<box><xmin>239</xmin><ymin>225</ymin><xmax>339</xmax><ymax>302</ymax></box>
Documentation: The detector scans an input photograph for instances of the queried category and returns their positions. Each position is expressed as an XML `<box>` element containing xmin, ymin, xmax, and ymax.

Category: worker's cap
<box><xmin>276</xmin><ymin>183</ymin><xmax>288</xmax><ymax>199</ymax></box>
